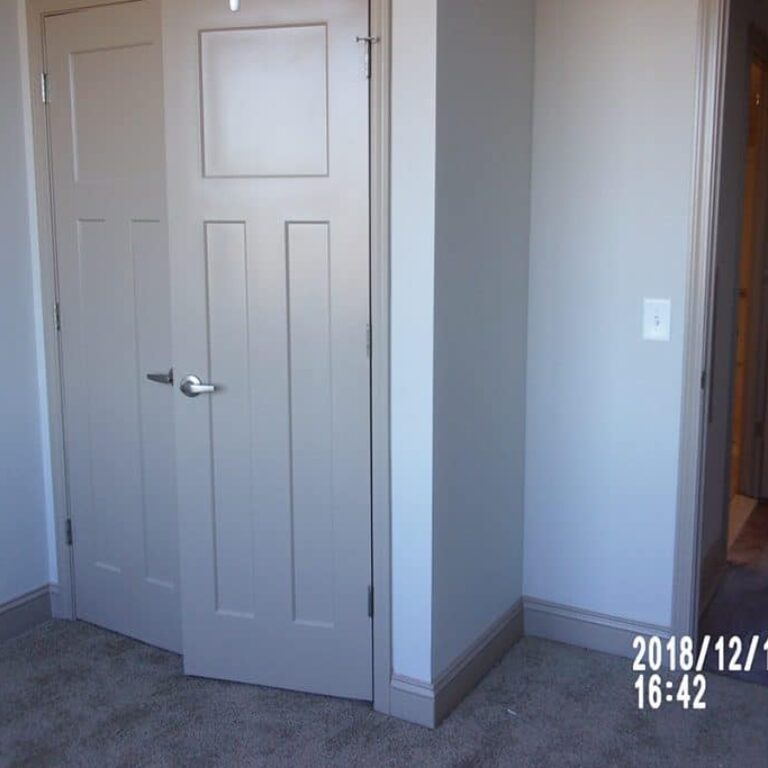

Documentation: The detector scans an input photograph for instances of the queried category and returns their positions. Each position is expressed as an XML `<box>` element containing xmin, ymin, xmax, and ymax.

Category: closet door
<box><xmin>163</xmin><ymin>0</ymin><xmax>373</xmax><ymax>699</ymax></box>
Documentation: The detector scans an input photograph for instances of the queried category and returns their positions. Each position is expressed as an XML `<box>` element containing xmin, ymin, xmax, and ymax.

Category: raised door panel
<box><xmin>200</xmin><ymin>25</ymin><xmax>329</xmax><ymax>177</ymax></box>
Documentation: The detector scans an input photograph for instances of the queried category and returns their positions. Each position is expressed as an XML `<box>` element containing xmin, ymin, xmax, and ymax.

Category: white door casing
<box><xmin>163</xmin><ymin>0</ymin><xmax>373</xmax><ymax>699</ymax></box>
<box><xmin>46</xmin><ymin>0</ymin><xmax>180</xmax><ymax>652</ymax></box>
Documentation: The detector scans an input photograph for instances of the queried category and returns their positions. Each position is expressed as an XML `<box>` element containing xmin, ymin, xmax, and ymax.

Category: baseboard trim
<box><xmin>390</xmin><ymin>673</ymin><xmax>435</xmax><ymax>728</ymax></box>
<box><xmin>49</xmin><ymin>583</ymin><xmax>71</xmax><ymax>620</ymax></box>
<box><xmin>0</xmin><ymin>585</ymin><xmax>52</xmax><ymax>643</ymax></box>
<box><xmin>523</xmin><ymin>597</ymin><xmax>670</xmax><ymax>659</ymax></box>
<box><xmin>433</xmin><ymin>599</ymin><xmax>523</xmax><ymax>725</ymax></box>
<box><xmin>390</xmin><ymin>600</ymin><xmax>524</xmax><ymax>728</ymax></box>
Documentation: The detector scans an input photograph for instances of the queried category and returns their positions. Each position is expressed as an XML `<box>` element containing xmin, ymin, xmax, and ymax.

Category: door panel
<box><xmin>205</xmin><ymin>221</ymin><xmax>255</xmax><ymax>618</ymax></box>
<box><xmin>285</xmin><ymin>222</ymin><xmax>335</xmax><ymax>627</ymax></box>
<box><xmin>46</xmin><ymin>1</ymin><xmax>180</xmax><ymax>652</ymax></box>
<box><xmin>163</xmin><ymin>0</ymin><xmax>372</xmax><ymax>699</ymax></box>
<box><xmin>200</xmin><ymin>25</ymin><xmax>329</xmax><ymax>177</ymax></box>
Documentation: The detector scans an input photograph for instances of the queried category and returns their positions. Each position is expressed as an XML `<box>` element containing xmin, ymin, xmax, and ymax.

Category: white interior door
<box><xmin>163</xmin><ymin>0</ymin><xmax>373</xmax><ymax>699</ymax></box>
<box><xmin>46</xmin><ymin>0</ymin><xmax>180</xmax><ymax>652</ymax></box>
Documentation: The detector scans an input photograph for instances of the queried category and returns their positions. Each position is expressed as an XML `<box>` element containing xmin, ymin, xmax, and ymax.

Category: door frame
<box><xmin>672</xmin><ymin>0</ymin><xmax>730</xmax><ymax>639</ymax></box>
<box><xmin>24</xmin><ymin>0</ymin><xmax>394</xmax><ymax>716</ymax></box>
<box><xmin>668</xmin><ymin>0</ymin><xmax>768</xmax><ymax>642</ymax></box>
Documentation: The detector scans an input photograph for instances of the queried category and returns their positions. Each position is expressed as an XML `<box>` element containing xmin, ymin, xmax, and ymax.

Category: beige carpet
<box><xmin>2</xmin><ymin>621</ymin><xmax>768</xmax><ymax>767</ymax></box>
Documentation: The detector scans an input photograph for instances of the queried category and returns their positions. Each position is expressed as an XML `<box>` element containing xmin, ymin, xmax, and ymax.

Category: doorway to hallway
<box><xmin>699</xmin><ymin>29</ymin><xmax>768</xmax><ymax>686</ymax></box>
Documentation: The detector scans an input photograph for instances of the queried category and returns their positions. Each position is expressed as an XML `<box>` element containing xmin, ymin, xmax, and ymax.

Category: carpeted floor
<box><xmin>2</xmin><ymin>622</ymin><xmax>768</xmax><ymax>767</ymax></box>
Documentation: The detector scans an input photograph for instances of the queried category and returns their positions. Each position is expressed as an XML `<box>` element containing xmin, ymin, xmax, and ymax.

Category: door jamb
<box><xmin>24</xmin><ymin>0</ymin><xmax>394</xmax><ymax>717</ymax></box>
<box><xmin>369</xmin><ymin>0</ymin><xmax>393</xmax><ymax>717</ymax></box>
<box><xmin>673</xmin><ymin>0</ymin><xmax>730</xmax><ymax>640</ymax></box>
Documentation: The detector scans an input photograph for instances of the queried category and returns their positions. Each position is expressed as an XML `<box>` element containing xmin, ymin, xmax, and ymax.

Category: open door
<box><xmin>162</xmin><ymin>0</ymin><xmax>373</xmax><ymax>699</ymax></box>
<box><xmin>45</xmin><ymin>0</ymin><xmax>180</xmax><ymax>653</ymax></box>
<box><xmin>735</xmin><ymin>41</ymin><xmax>768</xmax><ymax>500</ymax></box>
<box><xmin>700</xmin><ymin>25</ymin><xmax>768</xmax><ymax>612</ymax></box>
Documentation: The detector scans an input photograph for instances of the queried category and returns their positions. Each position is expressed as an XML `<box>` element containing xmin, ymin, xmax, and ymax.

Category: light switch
<box><xmin>643</xmin><ymin>299</ymin><xmax>671</xmax><ymax>342</ymax></box>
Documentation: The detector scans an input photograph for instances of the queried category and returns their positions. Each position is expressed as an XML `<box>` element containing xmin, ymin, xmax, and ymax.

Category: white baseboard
<box><xmin>390</xmin><ymin>600</ymin><xmax>524</xmax><ymax>728</ymax></box>
<box><xmin>433</xmin><ymin>599</ymin><xmax>524</xmax><ymax>724</ymax></box>
<box><xmin>0</xmin><ymin>585</ymin><xmax>52</xmax><ymax>643</ymax></box>
<box><xmin>389</xmin><ymin>674</ymin><xmax>435</xmax><ymax>728</ymax></box>
<box><xmin>49</xmin><ymin>583</ymin><xmax>73</xmax><ymax>620</ymax></box>
<box><xmin>523</xmin><ymin>597</ymin><xmax>671</xmax><ymax>659</ymax></box>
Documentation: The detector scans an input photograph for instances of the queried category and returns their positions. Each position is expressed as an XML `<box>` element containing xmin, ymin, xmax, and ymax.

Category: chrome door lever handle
<box><xmin>146</xmin><ymin>368</ymin><xmax>174</xmax><ymax>386</ymax></box>
<box><xmin>179</xmin><ymin>374</ymin><xmax>216</xmax><ymax>398</ymax></box>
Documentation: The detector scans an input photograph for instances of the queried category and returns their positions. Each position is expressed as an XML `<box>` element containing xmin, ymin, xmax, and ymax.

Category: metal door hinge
<box><xmin>65</xmin><ymin>519</ymin><xmax>73</xmax><ymax>546</ymax></box>
<box><xmin>41</xmin><ymin>72</ymin><xmax>49</xmax><ymax>104</ymax></box>
<box><xmin>367</xmin><ymin>585</ymin><xmax>374</xmax><ymax>618</ymax></box>
<box><xmin>700</xmin><ymin>369</ymin><xmax>707</xmax><ymax>391</ymax></box>
<box><xmin>356</xmin><ymin>35</ymin><xmax>380</xmax><ymax>79</ymax></box>
<box><xmin>366</xmin><ymin>323</ymin><xmax>372</xmax><ymax>358</ymax></box>
<box><xmin>54</xmin><ymin>301</ymin><xmax>61</xmax><ymax>332</ymax></box>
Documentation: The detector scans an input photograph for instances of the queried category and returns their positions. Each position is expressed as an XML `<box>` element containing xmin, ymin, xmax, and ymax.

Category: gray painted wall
<box><xmin>0</xmin><ymin>0</ymin><xmax>51</xmax><ymax>605</ymax></box>
<box><xmin>524</xmin><ymin>0</ymin><xmax>699</xmax><ymax>628</ymax></box>
<box><xmin>432</xmin><ymin>0</ymin><xmax>533</xmax><ymax>678</ymax></box>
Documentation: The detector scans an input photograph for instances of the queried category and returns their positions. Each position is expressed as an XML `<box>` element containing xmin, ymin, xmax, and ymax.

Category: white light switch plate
<box><xmin>643</xmin><ymin>299</ymin><xmax>671</xmax><ymax>342</ymax></box>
